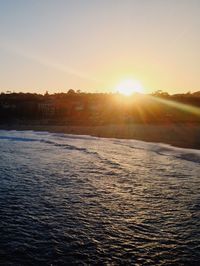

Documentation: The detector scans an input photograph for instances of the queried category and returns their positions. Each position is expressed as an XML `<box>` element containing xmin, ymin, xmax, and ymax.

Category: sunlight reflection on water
<box><xmin>0</xmin><ymin>130</ymin><xmax>200</xmax><ymax>265</ymax></box>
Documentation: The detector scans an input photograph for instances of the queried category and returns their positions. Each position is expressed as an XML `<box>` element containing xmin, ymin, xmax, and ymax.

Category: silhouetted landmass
<box><xmin>0</xmin><ymin>90</ymin><xmax>199</xmax><ymax>125</ymax></box>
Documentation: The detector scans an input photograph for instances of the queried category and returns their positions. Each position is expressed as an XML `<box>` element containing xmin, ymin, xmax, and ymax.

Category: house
<box><xmin>38</xmin><ymin>101</ymin><xmax>55</xmax><ymax>117</ymax></box>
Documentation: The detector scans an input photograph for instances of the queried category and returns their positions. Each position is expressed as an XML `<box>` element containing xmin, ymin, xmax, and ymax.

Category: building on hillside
<box><xmin>38</xmin><ymin>101</ymin><xmax>55</xmax><ymax>117</ymax></box>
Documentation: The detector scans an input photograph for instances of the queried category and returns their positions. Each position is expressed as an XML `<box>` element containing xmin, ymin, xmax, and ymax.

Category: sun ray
<box><xmin>0</xmin><ymin>41</ymin><xmax>105</xmax><ymax>86</ymax></box>
<box><xmin>150</xmin><ymin>96</ymin><xmax>200</xmax><ymax>117</ymax></box>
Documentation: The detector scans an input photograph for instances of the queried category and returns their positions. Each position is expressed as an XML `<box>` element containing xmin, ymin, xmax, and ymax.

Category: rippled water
<box><xmin>0</xmin><ymin>130</ymin><xmax>200</xmax><ymax>265</ymax></box>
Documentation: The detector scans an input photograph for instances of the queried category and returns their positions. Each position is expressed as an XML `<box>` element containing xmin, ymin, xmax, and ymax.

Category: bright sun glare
<box><xmin>115</xmin><ymin>79</ymin><xmax>144</xmax><ymax>95</ymax></box>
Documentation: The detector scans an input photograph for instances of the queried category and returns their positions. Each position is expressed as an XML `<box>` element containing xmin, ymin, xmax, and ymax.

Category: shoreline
<box><xmin>0</xmin><ymin>123</ymin><xmax>200</xmax><ymax>150</ymax></box>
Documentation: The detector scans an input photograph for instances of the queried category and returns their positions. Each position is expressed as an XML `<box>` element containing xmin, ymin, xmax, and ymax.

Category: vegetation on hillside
<box><xmin>0</xmin><ymin>90</ymin><xmax>200</xmax><ymax>125</ymax></box>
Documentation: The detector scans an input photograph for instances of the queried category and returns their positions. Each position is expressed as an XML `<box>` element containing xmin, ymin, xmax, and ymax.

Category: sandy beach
<box><xmin>1</xmin><ymin>123</ymin><xmax>200</xmax><ymax>150</ymax></box>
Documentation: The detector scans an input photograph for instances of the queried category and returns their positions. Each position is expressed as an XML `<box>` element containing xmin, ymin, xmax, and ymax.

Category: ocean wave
<box><xmin>1</xmin><ymin>131</ymin><xmax>200</xmax><ymax>165</ymax></box>
<box><xmin>0</xmin><ymin>130</ymin><xmax>200</xmax><ymax>265</ymax></box>
<box><xmin>0</xmin><ymin>135</ymin><xmax>37</xmax><ymax>142</ymax></box>
<box><xmin>112</xmin><ymin>139</ymin><xmax>200</xmax><ymax>164</ymax></box>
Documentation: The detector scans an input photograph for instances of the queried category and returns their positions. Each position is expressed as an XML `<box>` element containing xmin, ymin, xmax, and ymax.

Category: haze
<box><xmin>0</xmin><ymin>0</ymin><xmax>199</xmax><ymax>94</ymax></box>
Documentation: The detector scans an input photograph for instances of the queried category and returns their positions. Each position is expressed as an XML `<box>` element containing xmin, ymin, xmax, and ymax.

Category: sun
<box><xmin>115</xmin><ymin>79</ymin><xmax>144</xmax><ymax>96</ymax></box>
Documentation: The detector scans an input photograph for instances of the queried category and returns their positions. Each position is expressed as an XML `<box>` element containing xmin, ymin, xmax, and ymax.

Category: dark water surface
<box><xmin>0</xmin><ymin>130</ymin><xmax>200</xmax><ymax>265</ymax></box>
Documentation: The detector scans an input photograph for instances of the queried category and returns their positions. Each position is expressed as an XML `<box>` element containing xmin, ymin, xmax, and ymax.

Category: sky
<box><xmin>0</xmin><ymin>0</ymin><xmax>199</xmax><ymax>94</ymax></box>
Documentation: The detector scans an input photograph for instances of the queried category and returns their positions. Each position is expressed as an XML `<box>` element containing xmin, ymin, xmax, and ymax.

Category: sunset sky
<box><xmin>0</xmin><ymin>0</ymin><xmax>199</xmax><ymax>94</ymax></box>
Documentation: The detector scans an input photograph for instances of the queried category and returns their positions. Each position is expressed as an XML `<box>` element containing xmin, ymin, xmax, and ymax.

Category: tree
<box><xmin>67</xmin><ymin>89</ymin><xmax>76</xmax><ymax>95</ymax></box>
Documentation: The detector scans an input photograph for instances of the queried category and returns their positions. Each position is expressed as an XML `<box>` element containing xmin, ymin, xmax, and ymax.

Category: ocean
<box><xmin>0</xmin><ymin>130</ymin><xmax>200</xmax><ymax>265</ymax></box>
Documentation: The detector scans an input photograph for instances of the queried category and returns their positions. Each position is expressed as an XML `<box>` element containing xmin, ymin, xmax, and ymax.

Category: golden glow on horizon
<box><xmin>115</xmin><ymin>79</ymin><xmax>145</xmax><ymax>96</ymax></box>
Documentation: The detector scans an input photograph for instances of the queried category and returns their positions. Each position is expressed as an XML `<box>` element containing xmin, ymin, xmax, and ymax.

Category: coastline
<box><xmin>0</xmin><ymin>123</ymin><xmax>200</xmax><ymax>150</ymax></box>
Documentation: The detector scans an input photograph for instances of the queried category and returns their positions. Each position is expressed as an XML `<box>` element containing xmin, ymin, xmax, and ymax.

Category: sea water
<box><xmin>0</xmin><ymin>130</ymin><xmax>200</xmax><ymax>265</ymax></box>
